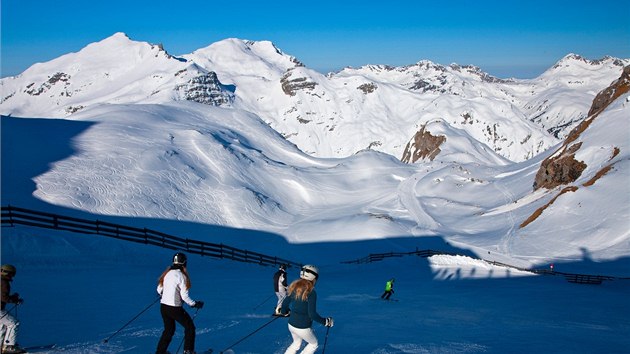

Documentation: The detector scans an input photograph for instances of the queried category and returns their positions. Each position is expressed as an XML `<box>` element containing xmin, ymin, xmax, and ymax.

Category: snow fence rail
<box><xmin>1</xmin><ymin>205</ymin><xmax>301</xmax><ymax>269</ymax></box>
<box><xmin>341</xmin><ymin>249</ymin><xmax>622</xmax><ymax>285</ymax></box>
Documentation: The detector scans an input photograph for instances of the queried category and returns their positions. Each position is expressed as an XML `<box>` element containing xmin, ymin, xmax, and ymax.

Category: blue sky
<box><xmin>2</xmin><ymin>0</ymin><xmax>629</xmax><ymax>78</ymax></box>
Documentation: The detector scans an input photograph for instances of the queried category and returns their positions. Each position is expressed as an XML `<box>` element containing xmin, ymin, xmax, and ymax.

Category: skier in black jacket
<box><xmin>1</xmin><ymin>264</ymin><xmax>25</xmax><ymax>354</ymax></box>
<box><xmin>273</xmin><ymin>264</ymin><xmax>288</xmax><ymax>315</ymax></box>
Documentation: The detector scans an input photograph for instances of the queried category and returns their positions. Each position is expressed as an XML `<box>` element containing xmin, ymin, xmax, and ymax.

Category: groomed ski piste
<box><xmin>3</xmin><ymin>223</ymin><xmax>630</xmax><ymax>353</ymax></box>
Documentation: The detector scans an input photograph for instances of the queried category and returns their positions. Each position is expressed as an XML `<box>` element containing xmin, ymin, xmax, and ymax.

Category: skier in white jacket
<box><xmin>156</xmin><ymin>252</ymin><xmax>204</xmax><ymax>354</ymax></box>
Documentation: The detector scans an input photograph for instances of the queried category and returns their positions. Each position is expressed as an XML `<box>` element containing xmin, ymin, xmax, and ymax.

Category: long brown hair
<box><xmin>288</xmin><ymin>278</ymin><xmax>314</xmax><ymax>301</ymax></box>
<box><xmin>158</xmin><ymin>265</ymin><xmax>191</xmax><ymax>289</ymax></box>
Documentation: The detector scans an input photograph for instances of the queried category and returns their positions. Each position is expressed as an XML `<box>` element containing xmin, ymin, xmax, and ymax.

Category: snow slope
<box><xmin>2</xmin><ymin>85</ymin><xmax>629</xmax><ymax>266</ymax></box>
<box><xmin>2</xmin><ymin>34</ymin><xmax>628</xmax><ymax>162</ymax></box>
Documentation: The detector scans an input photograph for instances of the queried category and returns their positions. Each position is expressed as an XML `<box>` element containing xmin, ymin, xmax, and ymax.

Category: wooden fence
<box><xmin>341</xmin><ymin>249</ymin><xmax>454</xmax><ymax>264</ymax></box>
<box><xmin>341</xmin><ymin>248</ymin><xmax>622</xmax><ymax>285</ymax></box>
<box><xmin>1</xmin><ymin>205</ymin><xmax>301</xmax><ymax>269</ymax></box>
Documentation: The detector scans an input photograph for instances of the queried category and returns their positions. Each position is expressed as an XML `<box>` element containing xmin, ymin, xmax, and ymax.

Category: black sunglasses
<box><xmin>302</xmin><ymin>267</ymin><xmax>319</xmax><ymax>280</ymax></box>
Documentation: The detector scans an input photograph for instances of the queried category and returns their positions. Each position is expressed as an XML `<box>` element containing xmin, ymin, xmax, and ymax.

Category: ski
<box><xmin>20</xmin><ymin>344</ymin><xmax>56</xmax><ymax>353</ymax></box>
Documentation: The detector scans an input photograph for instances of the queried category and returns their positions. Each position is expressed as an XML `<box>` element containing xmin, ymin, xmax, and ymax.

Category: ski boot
<box><xmin>2</xmin><ymin>344</ymin><xmax>27</xmax><ymax>354</ymax></box>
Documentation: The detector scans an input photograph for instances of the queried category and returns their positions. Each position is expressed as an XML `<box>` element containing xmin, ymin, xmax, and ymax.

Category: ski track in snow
<box><xmin>494</xmin><ymin>178</ymin><xmax>518</xmax><ymax>256</ymax></box>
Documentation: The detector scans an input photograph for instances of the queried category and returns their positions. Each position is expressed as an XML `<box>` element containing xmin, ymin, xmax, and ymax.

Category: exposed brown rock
<box><xmin>520</xmin><ymin>186</ymin><xmax>578</xmax><ymax>228</ymax></box>
<box><xmin>588</xmin><ymin>65</ymin><xmax>630</xmax><ymax>116</ymax></box>
<box><xmin>582</xmin><ymin>165</ymin><xmax>614</xmax><ymax>187</ymax></box>
<box><xmin>532</xmin><ymin>65</ymin><xmax>629</xmax><ymax>191</ymax></box>
<box><xmin>533</xmin><ymin>142</ymin><xmax>586</xmax><ymax>190</ymax></box>
<box><xmin>401</xmin><ymin>124</ymin><xmax>446</xmax><ymax>163</ymax></box>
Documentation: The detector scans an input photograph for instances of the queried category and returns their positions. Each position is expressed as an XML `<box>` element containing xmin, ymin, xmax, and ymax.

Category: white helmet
<box><xmin>300</xmin><ymin>265</ymin><xmax>319</xmax><ymax>281</ymax></box>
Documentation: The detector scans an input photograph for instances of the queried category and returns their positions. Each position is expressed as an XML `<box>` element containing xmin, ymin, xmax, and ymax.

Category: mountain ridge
<box><xmin>2</xmin><ymin>33</ymin><xmax>627</xmax><ymax>164</ymax></box>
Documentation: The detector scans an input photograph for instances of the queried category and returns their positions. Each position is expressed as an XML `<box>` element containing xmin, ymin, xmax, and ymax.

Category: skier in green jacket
<box><xmin>381</xmin><ymin>278</ymin><xmax>395</xmax><ymax>300</ymax></box>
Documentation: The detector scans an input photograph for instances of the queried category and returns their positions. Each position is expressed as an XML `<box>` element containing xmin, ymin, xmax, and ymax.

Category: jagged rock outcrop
<box><xmin>175</xmin><ymin>72</ymin><xmax>234</xmax><ymax>106</ymax></box>
<box><xmin>280</xmin><ymin>69</ymin><xmax>318</xmax><ymax>96</ymax></box>
<box><xmin>25</xmin><ymin>72</ymin><xmax>71</xmax><ymax>96</ymax></box>
<box><xmin>533</xmin><ymin>65</ymin><xmax>629</xmax><ymax>190</ymax></box>
<box><xmin>357</xmin><ymin>83</ymin><xmax>377</xmax><ymax>94</ymax></box>
<box><xmin>588</xmin><ymin>65</ymin><xmax>630</xmax><ymax>116</ymax></box>
<box><xmin>533</xmin><ymin>142</ymin><xmax>586</xmax><ymax>190</ymax></box>
<box><xmin>401</xmin><ymin>124</ymin><xmax>446</xmax><ymax>163</ymax></box>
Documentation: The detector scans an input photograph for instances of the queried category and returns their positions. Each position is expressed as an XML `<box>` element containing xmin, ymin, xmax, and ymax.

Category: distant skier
<box><xmin>1</xmin><ymin>264</ymin><xmax>26</xmax><ymax>354</ymax></box>
<box><xmin>381</xmin><ymin>278</ymin><xmax>395</xmax><ymax>300</ymax></box>
<box><xmin>156</xmin><ymin>252</ymin><xmax>204</xmax><ymax>354</ymax></box>
<box><xmin>273</xmin><ymin>264</ymin><xmax>288</xmax><ymax>316</ymax></box>
<box><xmin>280</xmin><ymin>265</ymin><xmax>334</xmax><ymax>354</ymax></box>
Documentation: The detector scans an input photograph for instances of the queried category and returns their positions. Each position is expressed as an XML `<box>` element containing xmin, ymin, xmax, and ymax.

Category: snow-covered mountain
<box><xmin>1</xmin><ymin>33</ymin><xmax>629</xmax><ymax>267</ymax></box>
<box><xmin>2</xmin><ymin>33</ymin><xmax>627</xmax><ymax>163</ymax></box>
<box><xmin>0</xmin><ymin>33</ymin><xmax>234</xmax><ymax>117</ymax></box>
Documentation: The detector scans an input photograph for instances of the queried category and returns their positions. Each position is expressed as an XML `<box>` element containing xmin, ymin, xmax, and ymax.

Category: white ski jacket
<box><xmin>157</xmin><ymin>269</ymin><xmax>196</xmax><ymax>307</ymax></box>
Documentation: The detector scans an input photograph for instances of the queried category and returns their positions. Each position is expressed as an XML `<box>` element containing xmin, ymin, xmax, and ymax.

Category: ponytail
<box><xmin>288</xmin><ymin>278</ymin><xmax>314</xmax><ymax>301</ymax></box>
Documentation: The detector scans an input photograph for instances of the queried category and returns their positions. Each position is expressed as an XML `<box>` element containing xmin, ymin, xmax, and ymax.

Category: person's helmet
<box><xmin>279</xmin><ymin>264</ymin><xmax>287</xmax><ymax>271</ymax></box>
<box><xmin>300</xmin><ymin>265</ymin><xmax>319</xmax><ymax>281</ymax></box>
<box><xmin>173</xmin><ymin>252</ymin><xmax>188</xmax><ymax>266</ymax></box>
<box><xmin>1</xmin><ymin>264</ymin><xmax>16</xmax><ymax>277</ymax></box>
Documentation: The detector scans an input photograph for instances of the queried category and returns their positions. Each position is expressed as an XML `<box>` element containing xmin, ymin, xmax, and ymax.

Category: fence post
<box><xmin>7</xmin><ymin>205</ymin><xmax>15</xmax><ymax>226</ymax></box>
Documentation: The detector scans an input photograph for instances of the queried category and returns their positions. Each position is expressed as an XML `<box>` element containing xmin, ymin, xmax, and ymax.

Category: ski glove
<box><xmin>193</xmin><ymin>301</ymin><xmax>204</xmax><ymax>309</ymax></box>
<box><xmin>325</xmin><ymin>317</ymin><xmax>334</xmax><ymax>327</ymax></box>
<box><xmin>9</xmin><ymin>294</ymin><xmax>23</xmax><ymax>304</ymax></box>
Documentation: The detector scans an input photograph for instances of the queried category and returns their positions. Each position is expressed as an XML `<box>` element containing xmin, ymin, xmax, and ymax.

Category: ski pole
<box><xmin>219</xmin><ymin>315</ymin><xmax>281</xmax><ymax>353</ymax></box>
<box><xmin>252</xmin><ymin>294</ymin><xmax>274</xmax><ymax>311</ymax></box>
<box><xmin>175</xmin><ymin>308</ymin><xmax>200</xmax><ymax>354</ymax></box>
<box><xmin>322</xmin><ymin>326</ymin><xmax>331</xmax><ymax>354</ymax></box>
<box><xmin>103</xmin><ymin>296</ymin><xmax>160</xmax><ymax>343</ymax></box>
<box><xmin>0</xmin><ymin>304</ymin><xmax>18</xmax><ymax>320</ymax></box>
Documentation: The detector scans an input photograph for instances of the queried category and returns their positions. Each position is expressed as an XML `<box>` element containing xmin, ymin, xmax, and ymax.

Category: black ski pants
<box><xmin>156</xmin><ymin>303</ymin><xmax>196</xmax><ymax>353</ymax></box>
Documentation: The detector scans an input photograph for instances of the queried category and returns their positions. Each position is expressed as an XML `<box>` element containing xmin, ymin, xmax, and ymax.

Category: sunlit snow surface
<box><xmin>4</xmin><ymin>96</ymin><xmax>628</xmax><ymax>265</ymax></box>
<box><xmin>1</xmin><ymin>95</ymin><xmax>629</xmax><ymax>352</ymax></box>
